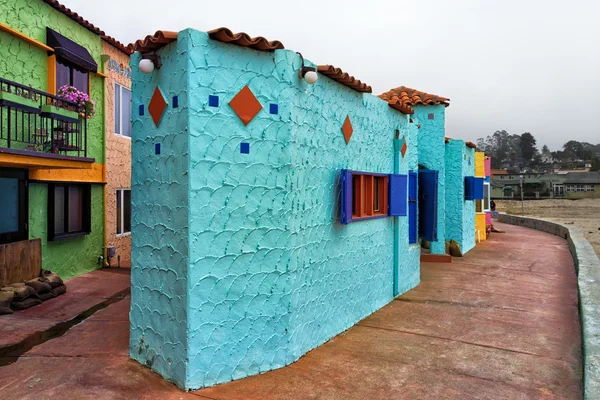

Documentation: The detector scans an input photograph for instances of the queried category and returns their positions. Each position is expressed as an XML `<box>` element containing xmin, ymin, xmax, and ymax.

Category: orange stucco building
<box><xmin>102</xmin><ymin>41</ymin><xmax>132</xmax><ymax>266</ymax></box>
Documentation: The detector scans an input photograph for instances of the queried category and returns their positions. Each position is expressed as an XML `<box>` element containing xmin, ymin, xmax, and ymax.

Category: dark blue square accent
<box><xmin>428</xmin><ymin>113</ymin><xmax>434</xmax><ymax>120</ymax></box>
<box><xmin>240</xmin><ymin>142</ymin><xmax>250</xmax><ymax>154</ymax></box>
<box><xmin>270</xmin><ymin>104</ymin><xmax>278</xmax><ymax>114</ymax></box>
<box><xmin>172</xmin><ymin>96</ymin><xmax>179</xmax><ymax>108</ymax></box>
<box><xmin>139</xmin><ymin>104</ymin><xmax>144</xmax><ymax>116</ymax></box>
<box><xmin>209</xmin><ymin>95</ymin><xmax>219</xmax><ymax>107</ymax></box>
<box><xmin>155</xmin><ymin>143</ymin><xmax>161</xmax><ymax>155</ymax></box>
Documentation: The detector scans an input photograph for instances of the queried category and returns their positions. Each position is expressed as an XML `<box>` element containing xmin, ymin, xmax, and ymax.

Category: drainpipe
<box><xmin>392</xmin><ymin>130</ymin><xmax>401</xmax><ymax>297</ymax></box>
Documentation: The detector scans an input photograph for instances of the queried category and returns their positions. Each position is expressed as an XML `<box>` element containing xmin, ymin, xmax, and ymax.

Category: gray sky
<box><xmin>63</xmin><ymin>0</ymin><xmax>600</xmax><ymax>151</ymax></box>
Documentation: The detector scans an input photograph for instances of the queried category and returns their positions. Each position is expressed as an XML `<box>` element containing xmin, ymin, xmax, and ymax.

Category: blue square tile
<box><xmin>209</xmin><ymin>95</ymin><xmax>219</xmax><ymax>107</ymax></box>
<box><xmin>139</xmin><ymin>104</ymin><xmax>145</xmax><ymax>116</ymax></box>
<box><xmin>428</xmin><ymin>113</ymin><xmax>434</xmax><ymax>120</ymax></box>
<box><xmin>240</xmin><ymin>142</ymin><xmax>250</xmax><ymax>154</ymax></box>
<box><xmin>172</xmin><ymin>96</ymin><xmax>179</xmax><ymax>108</ymax></box>
<box><xmin>270</xmin><ymin>104</ymin><xmax>278</xmax><ymax>114</ymax></box>
<box><xmin>155</xmin><ymin>143</ymin><xmax>161</xmax><ymax>155</ymax></box>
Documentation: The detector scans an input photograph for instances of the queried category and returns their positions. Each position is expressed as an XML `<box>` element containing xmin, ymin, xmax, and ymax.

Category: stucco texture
<box><xmin>130</xmin><ymin>29</ymin><xmax>419</xmax><ymax>390</ymax></box>
<box><xmin>0</xmin><ymin>0</ymin><xmax>106</xmax><ymax>279</ymax></box>
<box><xmin>415</xmin><ymin>105</ymin><xmax>446</xmax><ymax>254</ymax></box>
<box><xmin>28</xmin><ymin>183</ymin><xmax>104</xmax><ymax>279</ymax></box>
<box><xmin>475</xmin><ymin>152</ymin><xmax>487</xmax><ymax>241</ymax></box>
<box><xmin>103</xmin><ymin>41</ymin><xmax>132</xmax><ymax>266</ymax></box>
<box><xmin>444</xmin><ymin>140</ymin><xmax>475</xmax><ymax>253</ymax></box>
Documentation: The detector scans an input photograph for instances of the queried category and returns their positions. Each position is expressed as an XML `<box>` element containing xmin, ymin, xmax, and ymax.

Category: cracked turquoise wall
<box><xmin>130</xmin><ymin>28</ymin><xmax>420</xmax><ymax>390</ymax></box>
<box><xmin>415</xmin><ymin>105</ymin><xmax>446</xmax><ymax>254</ymax></box>
<box><xmin>444</xmin><ymin>140</ymin><xmax>475</xmax><ymax>253</ymax></box>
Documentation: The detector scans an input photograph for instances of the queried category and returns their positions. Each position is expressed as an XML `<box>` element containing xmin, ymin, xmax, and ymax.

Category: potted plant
<box><xmin>0</xmin><ymin>88</ymin><xmax>40</xmax><ymax>113</ymax></box>
<box><xmin>56</xmin><ymin>85</ymin><xmax>95</xmax><ymax>119</ymax></box>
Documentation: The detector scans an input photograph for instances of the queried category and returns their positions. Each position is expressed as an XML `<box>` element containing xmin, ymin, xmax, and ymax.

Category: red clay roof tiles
<box><xmin>128</xmin><ymin>31</ymin><xmax>178</xmax><ymax>54</ymax></box>
<box><xmin>43</xmin><ymin>0</ymin><xmax>131</xmax><ymax>54</ymax></box>
<box><xmin>379</xmin><ymin>86</ymin><xmax>450</xmax><ymax>114</ymax></box>
<box><xmin>208</xmin><ymin>27</ymin><xmax>284</xmax><ymax>51</ymax></box>
<box><xmin>317</xmin><ymin>65</ymin><xmax>372</xmax><ymax>93</ymax></box>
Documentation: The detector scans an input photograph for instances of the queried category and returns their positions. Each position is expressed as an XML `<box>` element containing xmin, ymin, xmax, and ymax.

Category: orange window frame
<box><xmin>351</xmin><ymin>173</ymin><xmax>388</xmax><ymax>219</ymax></box>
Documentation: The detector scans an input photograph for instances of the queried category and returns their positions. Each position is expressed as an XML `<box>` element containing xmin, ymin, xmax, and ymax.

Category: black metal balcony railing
<box><xmin>0</xmin><ymin>77</ymin><xmax>87</xmax><ymax>159</ymax></box>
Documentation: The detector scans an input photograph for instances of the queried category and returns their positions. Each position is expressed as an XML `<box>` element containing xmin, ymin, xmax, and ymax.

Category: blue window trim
<box><xmin>341</xmin><ymin>169</ymin><xmax>390</xmax><ymax>225</ymax></box>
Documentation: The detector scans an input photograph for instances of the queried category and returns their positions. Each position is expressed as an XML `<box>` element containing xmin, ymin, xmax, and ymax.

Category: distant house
<box><xmin>491</xmin><ymin>171</ymin><xmax>600</xmax><ymax>199</ymax></box>
<box><xmin>563</xmin><ymin>172</ymin><xmax>600</xmax><ymax>198</ymax></box>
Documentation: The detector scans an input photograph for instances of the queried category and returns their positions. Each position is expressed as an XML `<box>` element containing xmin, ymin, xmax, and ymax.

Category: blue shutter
<box><xmin>473</xmin><ymin>177</ymin><xmax>484</xmax><ymax>200</ymax></box>
<box><xmin>340</xmin><ymin>169</ymin><xmax>353</xmax><ymax>224</ymax></box>
<box><xmin>388</xmin><ymin>174</ymin><xmax>408</xmax><ymax>216</ymax></box>
<box><xmin>464</xmin><ymin>176</ymin><xmax>474</xmax><ymax>200</ymax></box>
<box><xmin>408</xmin><ymin>171</ymin><xmax>417</xmax><ymax>244</ymax></box>
<box><xmin>418</xmin><ymin>170</ymin><xmax>438</xmax><ymax>242</ymax></box>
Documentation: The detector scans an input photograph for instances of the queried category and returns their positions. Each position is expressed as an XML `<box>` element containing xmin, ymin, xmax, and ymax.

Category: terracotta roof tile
<box><xmin>128</xmin><ymin>30</ymin><xmax>178</xmax><ymax>54</ymax></box>
<box><xmin>465</xmin><ymin>141</ymin><xmax>477</xmax><ymax>149</ymax></box>
<box><xmin>207</xmin><ymin>27</ymin><xmax>284</xmax><ymax>51</ymax></box>
<box><xmin>379</xmin><ymin>86</ymin><xmax>450</xmax><ymax>114</ymax></box>
<box><xmin>43</xmin><ymin>0</ymin><xmax>131</xmax><ymax>55</ymax></box>
<box><xmin>317</xmin><ymin>65</ymin><xmax>372</xmax><ymax>93</ymax></box>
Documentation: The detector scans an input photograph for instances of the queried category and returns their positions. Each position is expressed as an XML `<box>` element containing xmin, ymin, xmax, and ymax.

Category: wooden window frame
<box><xmin>47</xmin><ymin>183</ymin><xmax>92</xmax><ymax>241</ymax></box>
<box><xmin>351</xmin><ymin>172</ymin><xmax>388</xmax><ymax>220</ymax></box>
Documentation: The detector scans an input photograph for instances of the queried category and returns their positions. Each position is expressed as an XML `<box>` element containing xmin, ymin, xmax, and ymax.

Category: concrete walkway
<box><xmin>0</xmin><ymin>223</ymin><xmax>582</xmax><ymax>399</ymax></box>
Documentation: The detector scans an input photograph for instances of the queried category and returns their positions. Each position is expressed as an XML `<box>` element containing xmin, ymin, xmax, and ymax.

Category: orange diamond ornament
<box><xmin>148</xmin><ymin>87</ymin><xmax>167</xmax><ymax>127</ymax></box>
<box><xmin>342</xmin><ymin>115</ymin><xmax>353</xmax><ymax>144</ymax></box>
<box><xmin>229</xmin><ymin>85</ymin><xmax>262</xmax><ymax>125</ymax></box>
<box><xmin>401</xmin><ymin>137</ymin><xmax>408</xmax><ymax>157</ymax></box>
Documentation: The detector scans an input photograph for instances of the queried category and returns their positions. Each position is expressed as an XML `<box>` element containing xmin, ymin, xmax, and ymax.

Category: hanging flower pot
<box><xmin>57</xmin><ymin>85</ymin><xmax>95</xmax><ymax>119</ymax></box>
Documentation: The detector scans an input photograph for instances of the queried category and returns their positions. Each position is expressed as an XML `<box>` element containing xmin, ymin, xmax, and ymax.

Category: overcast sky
<box><xmin>63</xmin><ymin>0</ymin><xmax>600</xmax><ymax>151</ymax></box>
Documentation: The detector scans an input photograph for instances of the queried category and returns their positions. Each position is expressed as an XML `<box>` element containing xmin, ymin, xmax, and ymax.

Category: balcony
<box><xmin>0</xmin><ymin>76</ymin><xmax>90</xmax><ymax>163</ymax></box>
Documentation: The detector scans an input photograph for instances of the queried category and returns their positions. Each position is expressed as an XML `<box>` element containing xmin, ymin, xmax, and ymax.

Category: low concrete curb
<box><xmin>497</xmin><ymin>213</ymin><xmax>600</xmax><ymax>399</ymax></box>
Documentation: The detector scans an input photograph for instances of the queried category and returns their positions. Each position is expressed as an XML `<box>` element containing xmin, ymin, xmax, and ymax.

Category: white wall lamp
<box><xmin>139</xmin><ymin>53</ymin><xmax>162</xmax><ymax>74</ymax></box>
<box><xmin>296</xmin><ymin>52</ymin><xmax>318</xmax><ymax>84</ymax></box>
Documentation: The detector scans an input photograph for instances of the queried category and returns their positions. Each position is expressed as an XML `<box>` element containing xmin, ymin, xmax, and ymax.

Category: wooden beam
<box><xmin>0</xmin><ymin>23</ymin><xmax>54</xmax><ymax>52</ymax></box>
<box><xmin>47</xmin><ymin>54</ymin><xmax>57</xmax><ymax>95</ymax></box>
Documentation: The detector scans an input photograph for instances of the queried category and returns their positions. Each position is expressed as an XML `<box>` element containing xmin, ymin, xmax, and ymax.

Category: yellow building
<box><xmin>475</xmin><ymin>152</ymin><xmax>487</xmax><ymax>242</ymax></box>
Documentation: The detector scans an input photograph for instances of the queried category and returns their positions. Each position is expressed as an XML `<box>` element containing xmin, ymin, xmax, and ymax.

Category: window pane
<box><xmin>122</xmin><ymin>87</ymin><xmax>131</xmax><ymax>137</ymax></box>
<box><xmin>484</xmin><ymin>183</ymin><xmax>491</xmax><ymax>211</ymax></box>
<box><xmin>114</xmin><ymin>84</ymin><xmax>121</xmax><ymax>134</ymax></box>
<box><xmin>73</xmin><ymin>68</ymin><xmax>88</xmax><ymax>93</ymax></box>
<box><xmin>56</xmin><ymin>60</ymin><xmax>70</xmax><ymax>90</ymax></box>
<box><xmin>124</xmin><ymin>190</ymin><xmax>131</xmax><ymax>233</ymax></box>
<box><xmin>116</xmin><ymin>190</ymin><xmax>122</xmax><ymax>234</ymax></box>
<box><xmin>54</xmin><ymin>186</ymin><xmax>65</xmax><ymax>235</ymax></box>
<box><xmin>373</xmin><ymin>177</ymin><xmax>380</xmax><ymax>213</ymax></box>
<box><xmin>68</xmin><ymin>186</ymin><xmax>83</xmax><ymax>233</ymax></box>
<box><xmin>0</xmin><ymin>178</ymin><xmax>19</xmax><ymax>234</ymax></box>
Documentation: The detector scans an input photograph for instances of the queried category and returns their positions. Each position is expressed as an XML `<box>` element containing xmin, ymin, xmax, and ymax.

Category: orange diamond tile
<box><xmin>342</xmin><ymin>115</ymin><xmax>353</xmax><ymax>144</ymax></box>
<box><xmin>401</xmin><ymin>138</ymin><xmax>408</xmax><ymax>157</ymax></box>
<box><xmin>148</xmin><ymin>87</ymin><xmax>167</xmax><ymax>127</ymax></box>
<box><xmin>229</xmin><ymin>85</ymin><xmax>262</xmax><ymax>125</ymax></box>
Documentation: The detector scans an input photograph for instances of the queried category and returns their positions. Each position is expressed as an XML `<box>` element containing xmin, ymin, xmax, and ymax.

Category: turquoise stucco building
<box><xmin>444</xmin><ymin>139</ymin><xmax>477</xmax><ymax>253</ymax></box>
<box><xmin>128</xmin><ymin>27</ymin><xmax>481</xmax><ymax>390</ymax></box>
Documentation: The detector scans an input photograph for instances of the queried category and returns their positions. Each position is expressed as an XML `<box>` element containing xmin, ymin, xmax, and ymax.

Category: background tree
<box><xmin>591</xmin><ymin>157</ymin><xmax>600</xmax><ymax>171</ymax></box>
<box><xmin>519</xmin><ymin>132</ymin><xmax>537</xmax><ymax>164</ymax></box>
<box><xmin>542</xmin><ymin>144</ymin><xmax>549</xmax><ymax>153</ymax></box>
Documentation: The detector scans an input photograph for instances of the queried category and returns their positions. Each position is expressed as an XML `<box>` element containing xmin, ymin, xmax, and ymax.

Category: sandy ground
<box><xmin>495</xmin><ymin>198</ymin><xmax>600</xmax><ymax>258</ymax></box>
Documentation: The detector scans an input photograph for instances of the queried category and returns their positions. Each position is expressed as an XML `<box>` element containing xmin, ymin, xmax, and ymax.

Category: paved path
<box><xmin>0</xmin><ymin>222</ymin><xmax>582</xmax><ymax>399</ymax></box>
